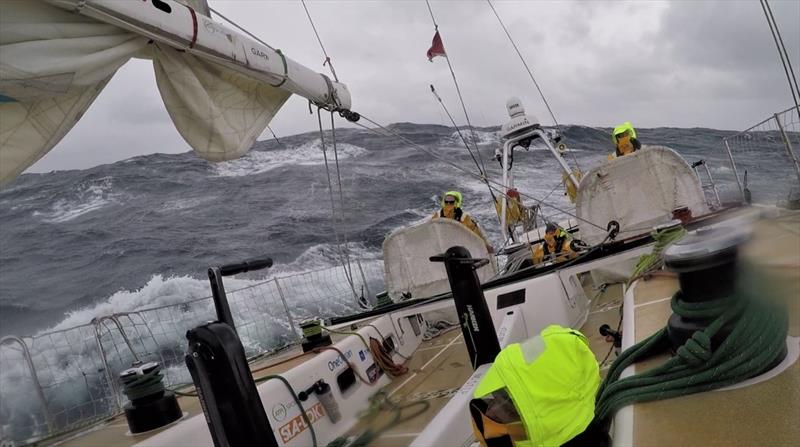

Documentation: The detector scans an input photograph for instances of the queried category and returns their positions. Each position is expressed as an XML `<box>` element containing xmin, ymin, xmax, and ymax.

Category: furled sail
<box><xmin>0</xmin><ymin>0</ymin><xmax>350</xmax><ymax>186</ymax></box>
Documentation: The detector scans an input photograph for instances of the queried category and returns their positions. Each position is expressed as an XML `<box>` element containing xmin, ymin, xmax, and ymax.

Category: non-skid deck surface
<box><xmin>342</xmin><ymin>328</ymin><xmax>471</xmax><ymax>447</ymax></box>
<box><xmin>627</xmin><ymin>213</ymin><xmax>800</xmax><ymax>446</ymax></box>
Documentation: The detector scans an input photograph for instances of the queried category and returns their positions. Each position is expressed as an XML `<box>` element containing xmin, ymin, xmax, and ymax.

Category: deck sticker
<box><xmin>278</xmin><ymin>402</ymin><xmax>326</xmax><ymax>444</ymax></box>
<box><xmin>367</xmin><ymin>363</ymin><xmax>382</xmax><ymax>382</ymax></box>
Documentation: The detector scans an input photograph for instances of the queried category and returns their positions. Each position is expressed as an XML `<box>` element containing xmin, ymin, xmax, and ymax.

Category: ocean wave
<box><xmin>214</xmin><ymin>139</ymin><xmax>367</xmax><ymax>177</ymax></box>
<box><xmin>31</xmin><ymin>176</ymin><xmax>118</xmax><ymax>223</ymax></box>
<box><xmin>158</xmin><ymin>196</ymin><xmax>216</xmax><ymax>212</ymax></box>
<box><xmin>446</xmin><ymin>129</ymin><xmax>500</xmax><ymax>147</ymax></box>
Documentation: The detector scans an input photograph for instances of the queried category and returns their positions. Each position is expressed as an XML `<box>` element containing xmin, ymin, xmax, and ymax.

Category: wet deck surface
<box><xmin>342</xmin><ymin>329</ymin><xmax>470</xmax><ymax>447</ymax></box>
<box><xmin>52</xmin><ymin>212</ymin><xmax>800</xmax><ymax>447</ymax></box>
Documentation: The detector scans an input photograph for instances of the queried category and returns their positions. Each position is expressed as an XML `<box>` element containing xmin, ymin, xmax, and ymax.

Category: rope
<box><xmin>327</xmin><ymin>390</ymin><xmax>430</xmax><ymax>447</ymax></box>
<box><xmin>266</xmin><ymin>125</ymin><xmax>283</xmax><ymax>147</ymax></box>
<box><xmin>760</xmin><ymin>0</ymin><xmax>800</xmax><ymax>112</ymax></box>
<box><xmin>370</xmin><ymin>337</ymin><xmax>409</xmax><ymax>378</ymax></box>
<box><xmin>595</xmin><ymin>264</ymin><xmax>788</xmax><ymax>423</ymax></box>
<box><xmin>317</xmin><ymin>109</ymin><xmax>359</xmax><ymax>299</ymax></box>
<box><xmin>429</xmin><ymin>85</ymin><xmax>501</xmax><ymax>226</ymax></box>
<box><xmin>330</xmin><ymin>111</ymin><xmax>373</xmax><ymax>304</ymax></box>
<box><xmin>422</xmin><ymin>320</ymin><xmax>459</xmax><ymax>341</ymax></box>
<box><xmin>424</xmin><ymin>0</ymin><xmax>490</xmax><ymax>180</ymax></box>
<box><xmin>627</xmin><ymin>224</ymin><xmax>687</xmax><ymax>285</ymax></box>
<box><xmin>365</xmin><ymin>323</ymin><xmax>409</xmax><ymax>360</ymax></box>
<box><xmin>485</xmin><ymin>0</ymin><xmax>582</xmax><ymax>172</ymax></box>
<box><xmin>120</xmin><ymin>364</ymin><xmax>166</xmax><ymax>402</ymax></box>
<box><xmin>321</xmin><ymin>324</ymin><xmax>409</xmax><ymax>374</ymax></box>
<box><xmin>255</xmin><ymin>374</ymin><xmax>317</xmax><ymax>447</ymax></box>
<box><xmin>484</xmin><ymin>0</ymin><xmax>557</xmax><ymax>127</ymax></box>
<box><xmin>301</xmin><ymin>0</ymin><xmax>339</xmax><ymax>82</ymax></box>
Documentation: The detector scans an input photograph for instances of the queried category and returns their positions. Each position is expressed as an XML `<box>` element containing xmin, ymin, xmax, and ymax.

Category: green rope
<box><xmin>301</xmin><ymin>319</ymin><xmax>324</xmax><ymax>338</ymax></box>
<box><xmin>120</xmin><ymin>364</ymin><xmax>166</xmax><ymax>402</ymax></box>
<box><xmin>595</xmin><ymin>264</ymin><xmax>788</xmax><ymax>422</ymax></box>
<box><xmin>628</xmin><ymin>224</ymin><xmax>687</xmax><ymax>284</ymax></box>
<box><xmin>326</xmin><ymin>389</ymin><xmax>430</xmax><ymax>447</ymax></box>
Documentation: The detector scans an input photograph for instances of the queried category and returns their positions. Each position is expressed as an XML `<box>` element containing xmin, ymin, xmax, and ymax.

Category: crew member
<box><xmin>609</xmin><ymin>121</ymin><xmax>641</xmax><ymax>159</ymax></box>
<box><xmin>433</xmin><ymin>190</ymin><xmax>493</xmax><ymax>252</ymax></box>
<box><xmin>469</xmin><ymin>325</ymin><xmax>607</xmax><ymax>447</ymax></box>
<box><xmin>531</xmin><ymin>223</ymin><xmax>580</xmax><ymax>264</ymax></box>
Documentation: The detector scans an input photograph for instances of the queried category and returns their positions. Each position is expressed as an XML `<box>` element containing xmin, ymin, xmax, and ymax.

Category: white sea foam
<box><xmin>32</xmin><ymin>176</ymin><xmax>118</xmax><ymax>223</ymax></box>
<box><xmin>214</xmin><ymin>139</ymin><xmax>367</xmax><ymax>178</ymax></box>
<box><xmin>447</xmin><ymin>129</ymin><xmax>500</xmax><ymax>146</ymax></box>
<box><xmin>158</xmin><ymin>196</ymin><xmax>216</xmax><ymax>212</ymax></box>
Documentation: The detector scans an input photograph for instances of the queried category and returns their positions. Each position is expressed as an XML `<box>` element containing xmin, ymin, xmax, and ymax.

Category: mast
<box><xmin>44</xmin><ymin>0</ymin><xmax>352</xmax><ymax>111</ymax></box>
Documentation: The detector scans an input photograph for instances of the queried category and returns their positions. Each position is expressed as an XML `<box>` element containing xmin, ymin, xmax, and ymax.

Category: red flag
<box><xmin>426</xmin><ymin>31</ymin><xmax>447</xmax><ymax>62</ymax></box>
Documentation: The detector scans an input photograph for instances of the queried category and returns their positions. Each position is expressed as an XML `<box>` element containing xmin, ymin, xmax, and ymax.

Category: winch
<box><xmin>663</xmin><ymin>224</ymin><xmax>750</xmax><ymax>351</ymax></box>
<box><xmin>119</xmin><ymin>361</ymin><xmax>182</xmax><ymax>434</ymax></box>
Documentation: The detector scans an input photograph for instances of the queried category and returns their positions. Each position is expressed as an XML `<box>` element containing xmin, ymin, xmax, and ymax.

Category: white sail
<box><xmin>0</xmin><ymin>0</ymin><xmax>147</xmax><ymax>185</ymax></box>
<box><xmin>152</xmin><ymin>44</ymin><xmax>291</xmax><ymax>162</ymax></box>
<box><xmin>0</xmin><ymin>0</ymin><xmax>352</xmax><ymax>186</ymax></box>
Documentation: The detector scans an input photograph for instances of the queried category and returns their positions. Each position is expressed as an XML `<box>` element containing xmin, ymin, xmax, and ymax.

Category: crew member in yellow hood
<box><xmin>609</xmin><ymin>121</ymin><xmax>641</xmax><ymax>159</ymax></box>
<box><xmin>432</xmin><ymin>191</ymin><xmax>493</xmax><ymax>252</ymax></box>
<box><xmin>531</xmin><ymin>223</ymin><xmax>579</xmax><ymax>265</ymax></box>
<box><xmin>469</xmin><ymin>325</ymin><xmax>607</xmax><ymax>447</ymax></box>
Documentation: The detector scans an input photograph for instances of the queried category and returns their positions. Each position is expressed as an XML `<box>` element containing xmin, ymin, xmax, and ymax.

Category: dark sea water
<box><xmin>0</xmin><ymin>123</ymin><xmax>795</xmax><ymax>337</ymax></box>
<box><xmin>3</xmin><ymin>122</ymin><xmax>800</xmax><ymax>443</ymax></box>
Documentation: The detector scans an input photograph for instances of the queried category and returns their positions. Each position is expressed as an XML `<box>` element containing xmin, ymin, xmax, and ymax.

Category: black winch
<box><xmin>120</xmin><ymin>361</ymin><xmax>182</xmax><ymax>434</ymax></box>
<box><xmin>663</xmin><ymin>224</ymin><xmax>750</xmax><ymax>351</ymax></box>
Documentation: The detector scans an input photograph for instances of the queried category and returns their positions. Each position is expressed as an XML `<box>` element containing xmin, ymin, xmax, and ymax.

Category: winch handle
<box><xmin>219</xmin><ymin>258</ymin><xmax>273</xmax><ymax>276</ymax></box>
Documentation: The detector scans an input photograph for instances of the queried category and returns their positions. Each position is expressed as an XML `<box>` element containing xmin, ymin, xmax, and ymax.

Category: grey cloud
<box><xmin>25</xmin><ymin>0</ymin><xmax>800</xmax><ymax>172</ymax></box>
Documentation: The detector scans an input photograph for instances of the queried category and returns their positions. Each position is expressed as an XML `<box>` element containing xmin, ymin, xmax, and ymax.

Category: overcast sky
<box><xmin>27</xmin><ymin>0</ymin><xmax>800</xmax><ymax>173</ymax></box>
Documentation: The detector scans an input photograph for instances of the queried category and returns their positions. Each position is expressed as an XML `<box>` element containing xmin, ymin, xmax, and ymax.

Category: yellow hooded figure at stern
<box><xmin>432</xmin><ymin>191</ymin><xmax>493</xmax><ymax>252</ymax></box>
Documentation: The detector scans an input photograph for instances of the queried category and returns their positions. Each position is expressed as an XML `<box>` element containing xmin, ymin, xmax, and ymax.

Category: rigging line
<box><xmin>354</xmin><ymin>114</ymin><xmax>598</xmax><ymax>230</ymax></box>
<box><xmin>430</xmin><ymin>85</ymin><xmax>501</xmax><ymax>212</ymax></box>
<box><xmin>430</xmin><ymin>85</ymin><xmax>483</xmax><ymax>175</ymax></box>
<box><xmin>485</xmin><ymin>0</ymin><xmax>581</xmax><ymax>173</ymax></box>
<box><xmin>329</xmin><ymin>111</ymin><xmax>373</xmax><ymax>302</ymax></box>
<box><xmin>485</xmin><ymin>0</ymin><xmax>557</xmax><ymax>127</ymax></box>
<box><xmin>353</xmin><ymin>113</ymin><xmax>607</xmax><ymax>231</ymax></box>
<box><xmin>301</xmin><ymin>0</ymin><xmax>339</xmax><ymax>82</ymax></box>
<box><xmin>762</xmin><ymin>0</ymin><xmax>800</xmax><ymax>110</ymax></box>
<box><xmin>317</xmin><ymin>109</ymin><xmax>358</xmax><ymax>295</ymax></box>
<box><xmin>424</xmin><ymin>0</ymin><xmax>489</xmax><ymax>178</ymax></box>
<box><xmin>266</xmin><ymin>125</ymin><xmax>283</xmax><ymax>147</ymax></box>
<box><xmin>328</xmin><ymin>113</ymin><xmax>356</xmax><ymax>288</ymax></box>
<box><xmin>208</xmin><ymin>6</ymin><xmax>276</xmax><ymax>51</ymax></box>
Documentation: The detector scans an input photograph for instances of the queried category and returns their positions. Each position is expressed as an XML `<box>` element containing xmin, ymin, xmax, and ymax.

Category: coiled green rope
<box><xmin>595</xmin><ymin>265</ymin><xmax>788</xmax><ymax>422</ymax></box>
<box><xmin>120</xmin><ymin>363</ymin><xmax>166</xmax><ymax>402</ymax></box>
